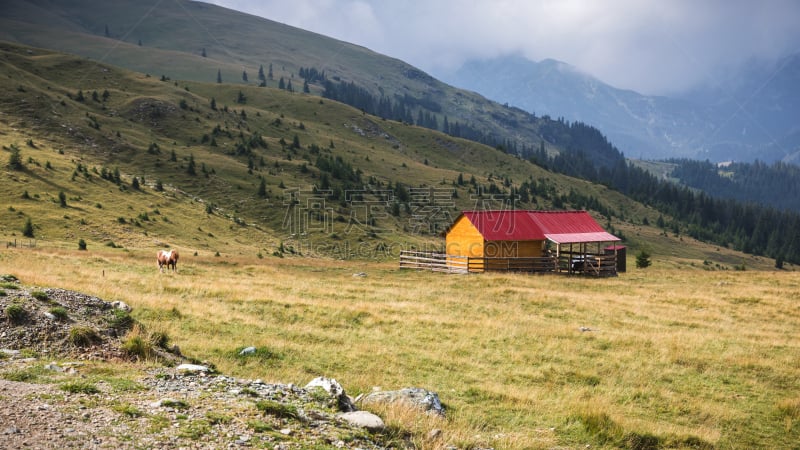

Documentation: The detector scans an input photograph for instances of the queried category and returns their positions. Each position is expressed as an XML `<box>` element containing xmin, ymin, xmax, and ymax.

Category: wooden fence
<box><xmin>400</xmin><ymin>251</ymin><xmax>617</xmax><ymax>276</ymax></box>
<box><xmin>399</xmin><ymin>251</ymin><xmax>469</xmax><ymax>273</ymax></box>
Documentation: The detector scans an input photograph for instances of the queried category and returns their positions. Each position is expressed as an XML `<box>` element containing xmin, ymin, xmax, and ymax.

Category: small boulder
<box><xmin>176</xmin><ymin>363</ymin><xmax>210</xmax><ymax>373</ymax></box>
<box><xmin>362</xmin><ymin>387</ymin><xmax>446</xmax><ymax>416</ymax></box>
<box><xmin>239</xmin><ymin>346</ymin><xmax>256</xmax><ymax>356</ymax></box>
<box><xmin>111</xmin><ymin>301</ymin><xmax>131</xmax><ymax>312</ymax></box>
<box><xmin>338</xmin><ymin>411</ymin><xmax>384</xmax><ymax>431</ymax></box>
<box><xmin>305</xmin><ymin>376</ymin><xmax>357</xmax><ymax>412</ymax></box>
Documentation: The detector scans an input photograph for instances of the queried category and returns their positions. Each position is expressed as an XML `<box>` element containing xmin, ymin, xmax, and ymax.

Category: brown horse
<box><xmin>157</xmin><ymin>249</ymin><xmax>179</xmax><ymax>273</ymax></box>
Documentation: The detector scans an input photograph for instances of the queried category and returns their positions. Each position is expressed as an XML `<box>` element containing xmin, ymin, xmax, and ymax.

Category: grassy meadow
<box><xmin>2</xmin><ymin>246</ymin><xmax>798</xmax><ymax>449</ymax></box>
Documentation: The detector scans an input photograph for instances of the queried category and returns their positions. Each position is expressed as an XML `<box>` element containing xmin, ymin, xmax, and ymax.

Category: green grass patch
<box><xmin>232</xmin><ymin>346</ymin><xmax>284</xmax><ymax>365</ymax></box>
<box><xmin>60</xmin><ymin>381</ymin><xmax>100</xmax><ymax>394</ymax></box>
<box><xmin>48</xmin><ymin>306</ymin><xmax>69</xmax><ymax>320</ymax></box>
<box><xmin>160</xmin><ymin>399</ymin><xmax>189</xmax><ymax>409</ymax></box>
<box><xmin>108</xmin><ymin>309</ymin><xmax>134</xmax><ymax>330</ymax></box>
<box><xmin>2</xmin><ymin>368</ymin><xmax>37</xmax><ymax>382</ymax></box>
<box><xmin>255</xmin><ymin>400</ymin><xmax>299</xmax><ymax>420</ymax></box>
<box><xmin>205</xmin><ymin>411</ymin><xmax>232</xmax><ymax>425</ymax></box>
<box><xmin>30</xmin><ymin>290</ymin><xmax>48</xmax><ymax>301</ymax></box>
<box><xmin>68</xmin><ymin>326</ymin><xmax>101</xmax><ymax>347</ymax></box>
<box><xmin>112</xmin><ymin>402</ymin><xmax>145</xmax><ymax>418</ymax></box>
<box><xmin>247</xmin><ymin>420</ymin><xmax>274</xmax><ymax>433</ymax></box>
<box><xmin>178</xmin><ymin>418</ymin><xmax>211</xmax><ymax>440</ymax></box>
<box><xmin>4</xmin><ymin>303</ymin><xmax>27</xmax><ymax>323</ymax></box>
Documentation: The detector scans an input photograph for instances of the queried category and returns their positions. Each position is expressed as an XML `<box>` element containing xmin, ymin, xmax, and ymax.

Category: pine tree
<box><xmin>216</xmin><ymin>69</ymin><xmax>222</xmax><ymax>84</ymax></box>
<box><xmin>635</xmin><ymin>250</ymin><xmax>652</xmax><ymax>269</ymax></box>
<box><xmin>278</xmin><ymin>77</ymin><xmax>285</xmax><ymax>90</ymax></box>
<box><xmin>104</xmin><ymin>24</ymin><xmax>110</xmax><ymax>37</ymax></box>
<box><xmin>257</xmin><ymin>178</ymin><xmax>267</xmax><ymax>198</ymax></box>
<box><xmin>8</xmin><ymin>144</ymin><xmax>22</xmax><ymax>170</ymax></box>
<box><xmin>303</xmin><ymin>80</ymin><xmax>310</xmax><ymax>93</ymax></box>
<box><xmin>187</xmin><ymin>154</ymin><xmax>197</xmax><ymax>175</ymax></box>
<box><xmin>242</xmin><ymin>70</ymin><xmax>248</xmax><ymax>82</ymax></box>
<box><xmin>268</xmin><ymin>63</ymin><xmax>273</xmax><ymax>80</ymax></box>
<box><xmin>201</xmin><ymin>47</ymin><xmax>207</xmax><ymax>57</ymax></box>
<box><xmin>258</xmin><ymin>64</ymin><xmax>265</xmax><ymax>81</ymax></box>
<box><xmin>58</xmin><ymin>191</ymin><xmax>67</xmax><ymax>207</ymax></box>
<box><xmin>287</xmin><ymin>80</ymin><xmax>293</xmax><ymax>92</ymax></box>
<box><xmin>22</xmin><ymin>217</ymin><xmax>34</xmax><ymax>238</ymax></box>
<box><xmin>210</xmin><ymin>97</ymin><xmax>217</xmax><ymax>110</ymax></box>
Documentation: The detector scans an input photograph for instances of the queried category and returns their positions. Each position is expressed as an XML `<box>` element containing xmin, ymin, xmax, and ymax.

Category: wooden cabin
<box><xmin>444</xmin><ymin>210</ymin><xmax>621</xmax><ymax>274</ymax></box>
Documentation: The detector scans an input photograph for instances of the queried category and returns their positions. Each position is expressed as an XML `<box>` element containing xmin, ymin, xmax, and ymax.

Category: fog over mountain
<box><xmin>210</xmin><ymin>0</ymin><xmax>800</xmax><ymax>97</ymax></box>
<box><xmin>439</xmin><ymin>53</ymin><xmax>800</xmax><ymax>163</ymax></box>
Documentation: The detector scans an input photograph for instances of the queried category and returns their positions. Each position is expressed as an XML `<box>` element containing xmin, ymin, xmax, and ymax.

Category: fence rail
<box><xmin>400</xmin><ymin>251</ymin><xmax>617</xmax><ymax>276</ymax></box>
<box><xmin>399</xmin><ymin>251</ymin><xmax>469</xmax><ymax>273</ymax></box>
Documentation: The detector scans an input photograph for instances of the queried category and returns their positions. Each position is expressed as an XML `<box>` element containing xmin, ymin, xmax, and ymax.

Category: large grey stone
<box><xmin>362</xmin><ymin>387</ymin><xmax>446</xmax><ymax>416</ymax></box>
<box><xmin>338</xmin><ymin>411</ymin><xmax>384</xmax><ymax>431</ymax></box>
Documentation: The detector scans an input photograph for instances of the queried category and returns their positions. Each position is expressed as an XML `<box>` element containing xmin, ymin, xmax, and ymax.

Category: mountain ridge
<box><xmin>441</xmin><ymin>53</ymin><xmax>800</xmax><ymax>164</ymax></box>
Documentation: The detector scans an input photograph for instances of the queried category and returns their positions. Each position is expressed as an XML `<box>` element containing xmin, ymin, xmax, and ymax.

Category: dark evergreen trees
<box><xmin>22</xmin><ymin>217</ymin><xmax>34</xmax><ymax>238</ymax></box>
<box><xmin>187</xmin><ymin>154</ymin><xmax>196</xmax><ymax>175</ymax></box>
<box><xmin>7</xmin><ymin>144</ymin><xmax>22</xmax><ymax>170</ymax></box>
<box><xmin>257</xmin><ymin>178</ymin><xmax>267</xmax><ymax>198</ymax></box>
<box><xmin>216</xmin><ymin>69</ymin><xmax>222</xmax><ymax>83</ymax></box>
<box><xmin>635</xmin><ymin>250</ymin><xmax>652</xmax><ymax>269</ymax></box>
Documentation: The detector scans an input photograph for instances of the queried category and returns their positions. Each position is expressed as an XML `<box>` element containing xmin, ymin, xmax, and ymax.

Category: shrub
<box><xmin>255</xmin><ymin>400</ymin><xmax>299</xmax><ymax>419</ymax></box>
<box><xmin>5</xmin><ymin>304</ymin><xmax>26</xmax><ymax>323</ymax></box>
<box><xmin>149</xmin><ymin>330</ymin><xmax>170</xmax><ymax>349</ymax></box>
<box><xmin>113</xmin><ymin>403</ymin><xmax>145</xmax><ymax>418</ymax></box>
<box><xmin>122</xmin><ymin>335</ymin><xmax>151</xmax><ymax>359</ymax></box>
<box><xmin>2</xmin><ymin>369</ymin><xmax>35</xmax><ymax>382</ymax></box>
<box><xmin>49</xmin><ymin>306</ymin><xmax>69</xmax><ymax>321</ymax></box>
<box><xmin>30</xmin><ymin>290</ymin><xmax>48</xmax><ymax>301</ymax></box>
<box><xmin>68</xmin><ymin>326</ymin><xmax>100</xmax><ymax>347</ymax></box>
<box><xmin>247</xmin><ymin>420</ymin><xmax>273</xmax><ymax>433</ymax></box>
<box><xmin>108</xmin><ymin>309</ymin><xmax>134</xmax><ymax>330</ymax></box>
<box><xmin>78</xmin><ymin>239</ymin><xmax>87</xmax><ymax>250</ymax></box>
<box><xmin>121</xmin><ymin>325</ymin><xmax>156</xmax><ymax>359</ymax></box>
<box><xmin>60</xmin><ymin>381</ymin><xmax>99</xmax><ymax>394</ymax></box>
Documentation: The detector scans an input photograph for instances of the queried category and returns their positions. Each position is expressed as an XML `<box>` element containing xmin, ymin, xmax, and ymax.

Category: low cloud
<box><xmin>207</xmin><ymin>0</ymin><xmax>800</xmax><ymax>95</ymax></box>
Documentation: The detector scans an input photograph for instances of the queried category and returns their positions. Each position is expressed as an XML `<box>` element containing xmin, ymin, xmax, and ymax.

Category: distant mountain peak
<box><xmin>442</xmin><ymin>53</ymin><xmax>800</xmax><ymax>163</ymax></box>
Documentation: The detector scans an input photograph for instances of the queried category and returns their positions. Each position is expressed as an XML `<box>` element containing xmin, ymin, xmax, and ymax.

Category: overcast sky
<box><xmin>206</xmin><ymin>0</ymin><xmax>800</xmax><ymax>95</ymax></box>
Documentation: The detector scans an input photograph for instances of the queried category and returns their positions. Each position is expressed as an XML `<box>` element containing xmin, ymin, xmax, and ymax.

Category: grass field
<box><xmin>2</xmin><ymin>245</ymin><xmax>798</xmax><ymax>449</ymax></box>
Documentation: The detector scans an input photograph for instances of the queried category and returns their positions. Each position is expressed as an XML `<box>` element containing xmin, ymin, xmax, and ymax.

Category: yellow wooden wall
<box><xmin>484</xmin><ymin>240</ymin><xmax>544</xmax><ymax>257</ymax></box>
<box><xmin>445</xmin><ymin>216</ymin><xmax>546</xmax><ymax>272</ymax></box>
<box><xmin>445</xmin><ymin>215</ymin><xmax>485</xmax><ymax>257</ymax></box>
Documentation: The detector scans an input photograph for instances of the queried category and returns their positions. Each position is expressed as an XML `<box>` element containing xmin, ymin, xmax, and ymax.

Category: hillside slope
<box><xmin>0</xmin><ymin>40</ymin><xmax>778</xmax><ymax>270</ymax></box>
<box><xmin>0</xmin><ymin>42</ymin><xmax>615</xmax><ymax>253</ymax></box>
<box><xmin>0</xmin><ymin>0</ymin><xmax>561</xmax><ymax>158</ymax></box>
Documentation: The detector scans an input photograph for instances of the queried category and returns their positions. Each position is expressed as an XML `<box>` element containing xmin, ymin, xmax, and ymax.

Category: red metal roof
<box><xmin>462</xmin><ymin>210</ymin><xmax>545</xmax><ymax>241</ymax></box>
<box><xmin>459</xmin><ymin>210</ymin><xmax>620</xmax><ymax>244</ymax></box>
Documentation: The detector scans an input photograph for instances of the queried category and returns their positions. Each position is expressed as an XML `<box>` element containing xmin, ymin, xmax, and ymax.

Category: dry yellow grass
<box><xmin>2</xmin><ymin>245</ymin><xmax>799</xmax><ymax>449</ymax></box>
